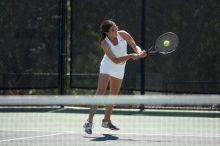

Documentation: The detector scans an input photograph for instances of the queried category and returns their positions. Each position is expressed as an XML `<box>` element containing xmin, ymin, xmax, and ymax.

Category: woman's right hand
<box><xmin>131</xmin><ymin>53</ymin><xmax>139</xmax><ymax>60</ymax></box>
<box><xmin>131</xmin><ymin>51</ymin><xmax>147</xmax><ymax>60</ymax></box>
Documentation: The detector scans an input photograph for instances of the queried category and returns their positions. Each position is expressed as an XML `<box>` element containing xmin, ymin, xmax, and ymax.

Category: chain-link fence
<box><xmin>70</xmin><ymin>0</ymin><xmax>220</xmax><ymax>93</ymax></box>
<box><xmin>0</xmin><ymin>0</ymin><xmax>64</xmax><ymax>90</ymax></box>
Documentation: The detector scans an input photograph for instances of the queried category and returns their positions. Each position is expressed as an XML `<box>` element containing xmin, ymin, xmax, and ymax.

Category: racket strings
<box><xmin>155</xmin><ymin>32</ymin><xmax>179</xmax><ymax>54</ymax></box>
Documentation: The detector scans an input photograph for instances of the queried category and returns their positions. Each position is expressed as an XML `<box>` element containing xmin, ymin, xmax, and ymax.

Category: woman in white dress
<box><xmin>83</xmin><ymin>20</ymin><xmax>147</xmax><ymax>134</ymax></box>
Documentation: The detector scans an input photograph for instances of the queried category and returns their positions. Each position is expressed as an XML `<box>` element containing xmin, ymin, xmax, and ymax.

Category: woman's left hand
<box><xmin>138</xmin><ymin>50</ymin><xmax>147</xmax><ymax>58</ymax></box>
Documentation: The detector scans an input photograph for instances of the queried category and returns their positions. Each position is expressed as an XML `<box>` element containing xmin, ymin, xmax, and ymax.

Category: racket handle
<box><xmin>147</xmin><ymin>46</ymin><xmax>157</xmax><ymax>54</ymax></box>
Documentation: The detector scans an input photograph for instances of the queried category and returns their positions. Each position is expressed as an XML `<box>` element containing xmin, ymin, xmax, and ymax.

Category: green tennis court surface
<box><xmin>0</xmin><ymin>107</ymin><xmax>219</xmax><ymax>146</ymax></box>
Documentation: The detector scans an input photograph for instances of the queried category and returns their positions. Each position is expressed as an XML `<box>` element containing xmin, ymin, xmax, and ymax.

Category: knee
<box><xmin>96</xmin><ymin>88</ymin><xmax>106</xmax><ymax>95</ymax></box>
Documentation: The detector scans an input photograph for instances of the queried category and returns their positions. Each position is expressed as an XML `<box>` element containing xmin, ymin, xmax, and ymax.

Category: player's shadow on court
<box><xmin>87</xmin><ymin>134</ymin><xmax>119</xmax><ymax>141</ymax></box>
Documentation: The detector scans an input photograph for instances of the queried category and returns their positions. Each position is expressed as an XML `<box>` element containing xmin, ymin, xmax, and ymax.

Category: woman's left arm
<box><xmin>118</xmin><ymin>30</ymin><xmax>144</xmax><ymax>54</ymax></box>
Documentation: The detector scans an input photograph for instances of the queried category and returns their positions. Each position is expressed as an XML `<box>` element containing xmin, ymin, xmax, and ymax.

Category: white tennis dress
<box><xmin>100</xmin><ymin>33</ymin><xmax>127</xmax><ymax>79</ymax></box>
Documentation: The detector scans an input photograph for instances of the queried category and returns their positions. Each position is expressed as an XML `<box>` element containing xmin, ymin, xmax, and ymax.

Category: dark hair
<box><xmin>99</xmin><ymin>19</ymin><xmax>117</xmax><ymax>43</ymax></box>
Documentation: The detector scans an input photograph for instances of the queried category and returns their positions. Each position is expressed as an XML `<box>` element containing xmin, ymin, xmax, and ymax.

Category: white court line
<box><xmin>0</xmin><ymin>132</ymin><xmax>66</xmax><ymax>143</ymax></box>
<box><xmin>1</xmin><ymin>129</ymin><xmax>220</xmax><ymax>139</ymax></box>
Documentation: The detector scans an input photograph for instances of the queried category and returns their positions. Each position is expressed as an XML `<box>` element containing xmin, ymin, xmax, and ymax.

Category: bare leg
<box><xmin>104</xmin><ymin>76</ymin><xmax>122</xmax><ymax>122</ymax></box>
<box><xmin>88</xmin><ymin>74</ymin><xmax>109</xmax><ymax>123</ymax></box>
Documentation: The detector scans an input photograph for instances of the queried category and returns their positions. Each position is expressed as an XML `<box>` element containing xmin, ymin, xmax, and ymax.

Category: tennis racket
<box><xmin>146</xmin><ymin>32</ymin><xmax>179</xmax><ymax>54</ymax></box>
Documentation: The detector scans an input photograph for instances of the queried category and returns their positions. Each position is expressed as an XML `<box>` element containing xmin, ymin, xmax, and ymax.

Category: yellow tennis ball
<box><xmin>163</xmin><ymin>40</ymin><xmax>170</xmax><ymax>47</ymax></box>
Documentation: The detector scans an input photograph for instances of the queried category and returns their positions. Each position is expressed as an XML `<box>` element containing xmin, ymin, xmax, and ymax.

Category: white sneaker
<box><xmin>83</xmin><ymin>121</ymin><xmax>93</xmax><ymax>134</ymax></box>
<box><xmin>101</xmin><ymin>119</ymin><xmax>120</xmax><ymax>130</ymax></box>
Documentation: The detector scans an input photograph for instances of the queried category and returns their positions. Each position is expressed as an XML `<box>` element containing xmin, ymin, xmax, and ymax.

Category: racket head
<box><xmin>155</xmin><ymin>32</ymin><xmax>179</xmax><ymax>54</ymax></box>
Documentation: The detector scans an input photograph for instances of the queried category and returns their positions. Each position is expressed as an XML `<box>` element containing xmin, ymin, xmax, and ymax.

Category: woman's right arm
<box><xmin>101</xmin><ymin>40</ymin><xmax>138</xmax><ymax>64</ymax></box>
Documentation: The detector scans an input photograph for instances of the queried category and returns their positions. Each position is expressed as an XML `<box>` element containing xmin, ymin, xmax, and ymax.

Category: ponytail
<box><xmin>99</xmin><ymin>32</ymin><xmax>106</xmax><ymax>43</ymax></box>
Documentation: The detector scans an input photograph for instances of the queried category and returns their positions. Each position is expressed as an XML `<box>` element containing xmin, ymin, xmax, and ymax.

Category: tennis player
<box><xmin>83</xmin><ymin>19</ymin><xmax>147</xmax><ymax>134</ymax></box>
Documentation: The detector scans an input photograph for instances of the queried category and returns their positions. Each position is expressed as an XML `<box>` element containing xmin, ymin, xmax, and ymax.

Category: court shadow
<box><xmin>84</xmin><ymin>134</ymin><xmax>172</xmax><ymax>143</ymax></box>
<box><xmin>86</xmin><ymin>134</ymin><xmax>119</xmax><ymax>141</ymax></box>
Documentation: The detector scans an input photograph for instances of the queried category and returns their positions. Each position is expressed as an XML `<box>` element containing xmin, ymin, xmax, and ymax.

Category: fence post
<box><xmin>59</xmin><ymin>0</ymin><xmax>67</xmax><ymax>95</ymax></box>
<box><xmin>139</xmin><ymin>0</ymin><xmax>146</xmax><ymax>111</ymax></box>
<box><xmin>140</xmin><ymin>0</ymin><xmax>146</xmax><ymax>95</ymax></box>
